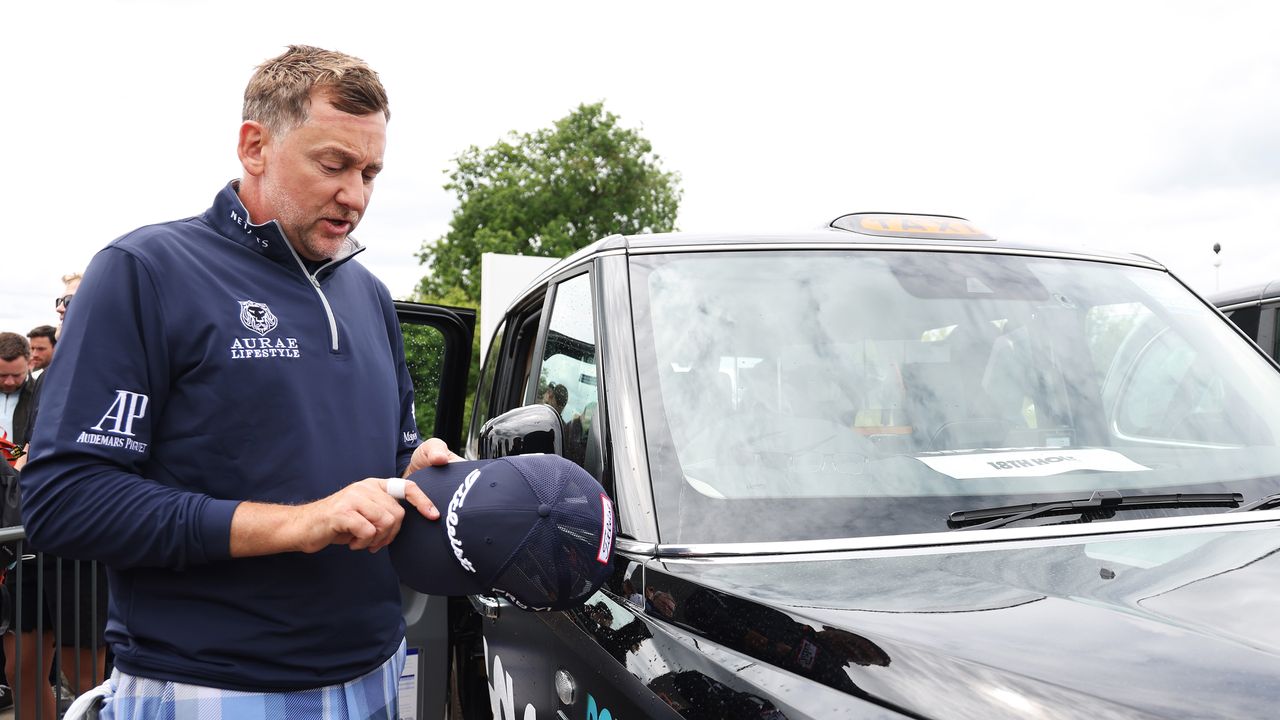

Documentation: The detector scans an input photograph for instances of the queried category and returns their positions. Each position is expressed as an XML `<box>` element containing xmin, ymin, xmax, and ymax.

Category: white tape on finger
<box><xmin>386</xmin><ymin>477</ymin><xmax>407</xmax><ymax>500</ymax></box>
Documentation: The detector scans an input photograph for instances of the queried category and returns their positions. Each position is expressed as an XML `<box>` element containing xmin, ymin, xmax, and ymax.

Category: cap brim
<box><xmin>389</xmin><ymin>459</ymin><xmax>501</xmax><ymax>596</ymax></box>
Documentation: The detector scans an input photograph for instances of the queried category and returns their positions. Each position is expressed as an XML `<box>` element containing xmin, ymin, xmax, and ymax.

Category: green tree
<box><xmin>416</xmin><ymin>102</ymin><xmax>682</xmax><ymax>303</ymax></box>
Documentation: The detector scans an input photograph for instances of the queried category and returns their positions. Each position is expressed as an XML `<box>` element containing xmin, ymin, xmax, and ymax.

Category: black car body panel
<box><xmin>627</xmin><ymin>523</ymin><xmax>1280</xmax><ymax>719</ymax></box>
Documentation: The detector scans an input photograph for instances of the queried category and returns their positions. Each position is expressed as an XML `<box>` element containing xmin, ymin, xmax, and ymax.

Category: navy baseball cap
<box><xmin>390</xmin><ymin>454</ymin><xmax>617</xmax><ymax>611</ymax></box>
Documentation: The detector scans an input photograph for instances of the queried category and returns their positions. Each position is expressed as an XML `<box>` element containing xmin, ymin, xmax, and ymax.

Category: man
<box><xmin>13</xmin><ymin>281</ymin><xmax>79</xmax><ymax>471</ymax></box>
<box><xmin>0</xmin><ymin>333</ymin><xmax>35</xmax><ymax>460</ymax></box>
<box><xmin>542</xmin><ymin>381</ymin><xmax>568</xmax><ymax>417</ymax></box>
<box><xmin>25</xmin><ymin>327</ymin><xmax>56</xmax><ymax>378</ymax></box>
<box><xmin>8</xmin><ymin>288</ymin><xmax>103</xmax><ymax>720</ymax></box>
<box><xmin>22</xmin><ymin>46</ymin><xmax>453</xmax><ymax>719</ymax></box>
<box><xmin>54</xmin><ymin>274</ymin><xmax>81</xmax><ymax>338</ymax></box>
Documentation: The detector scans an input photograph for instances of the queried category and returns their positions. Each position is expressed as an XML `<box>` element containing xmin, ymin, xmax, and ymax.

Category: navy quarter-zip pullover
<box><xmin>21</xmin><ymin>182</ymin><xmax>422</xmax><ymax>690</ymax></box>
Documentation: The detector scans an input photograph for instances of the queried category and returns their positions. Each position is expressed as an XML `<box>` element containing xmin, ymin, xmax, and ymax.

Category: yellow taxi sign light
<box><xmin>830</xmin><ymin>213</ymin><xmax>994</xmax><ymax>241</ymax></box>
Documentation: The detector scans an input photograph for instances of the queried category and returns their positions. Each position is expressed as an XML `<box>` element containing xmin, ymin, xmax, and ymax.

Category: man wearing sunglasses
<box><xmin>14</xmin><ymin>272</ymin><xmax>81</xmax><ymax>460</ymax></box>
<box><xmin>53</xmin><ymin>273</ymin><xmax>81</xmax><ymax>338</ymax></box>
<box><xmin>3</xmin><ymin>271</ymin><xmax>103</xmax><ymax>720</ymax></box>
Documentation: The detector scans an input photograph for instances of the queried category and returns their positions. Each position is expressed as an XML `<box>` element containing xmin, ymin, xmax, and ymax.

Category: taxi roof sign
<box><xmin>830</xmin><ymin>213</ymin><xmax>994</xmax><ymax>241</ymax></box>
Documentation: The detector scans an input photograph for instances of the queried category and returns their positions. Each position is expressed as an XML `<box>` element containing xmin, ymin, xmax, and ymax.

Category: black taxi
<box><xmin>401</xmin><ymin>213</ymin><xmax>1280</xmax><ymax>719</ymax></box>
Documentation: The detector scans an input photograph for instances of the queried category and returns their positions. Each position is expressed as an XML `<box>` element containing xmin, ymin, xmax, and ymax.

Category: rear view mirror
<box><xmin>478</xmin><ymin>404</ymin><xmax>564</xmax><ymax>460</ymax></box>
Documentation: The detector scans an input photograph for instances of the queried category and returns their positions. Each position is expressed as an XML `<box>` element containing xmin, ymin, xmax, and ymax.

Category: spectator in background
<box><xmin>14</xmin><ymin>274</ymin><xmax>81</xmax><ymax>472</ymax></box>
<box><xmin>25</xmin><ymin>328</ymin><xmax>56</xmax><ymax>380</ymax></box>
<box><xmin>565</xmin><ymin>400</ymin><xmax>597</xmax><ymax>466</ymax></box>
<box><xmin>542</xmin><ymin>382</ymin><xmax>569</xmax><ymax>418</ymax></box>
<box><xmin>53</xmin><ymin>274</ymin><xmax>81</xmax><ymax>339</ymax></box>
<box><xmin>0</xmin><ymin>334</ymin><xmax>34</xmax><ymax>714</ymax></box>
<box><xmin>7</xmin><ymin>278</ymin><xmax>105</xmax><ymax>720</ymax></box>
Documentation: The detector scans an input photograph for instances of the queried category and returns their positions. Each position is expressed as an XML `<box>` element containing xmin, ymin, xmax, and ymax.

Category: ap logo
<box><xmin>239</xmin><ymin>300</ymin><xmax>279</xmax><ymax>336</ymax></box>
<box><xmin>91</xmin><ymin>390</ymin><xmax>149</xmax><ymax>437</ymax></box>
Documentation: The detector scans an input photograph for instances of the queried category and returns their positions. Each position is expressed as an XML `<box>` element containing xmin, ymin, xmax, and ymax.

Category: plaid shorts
<box><xmin>74</xmin><ymin>640</ymin><xmax>406</xmax><ymax>720</ymax></box>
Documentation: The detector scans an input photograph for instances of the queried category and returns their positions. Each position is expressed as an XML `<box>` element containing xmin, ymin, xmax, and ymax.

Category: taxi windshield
<box><xmin>629</xmin><ymin>250</ymin><xmax>1280</xmax><ymax>545</ymax></box>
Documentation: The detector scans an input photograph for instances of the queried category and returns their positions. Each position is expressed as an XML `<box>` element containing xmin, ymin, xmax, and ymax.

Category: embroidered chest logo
<box><xmin>230</xmin><ymin>300</ymin><xmax>301</xmax><ymax>360</ymax></box>
<box><xmin>239</xmin><ymin>301</ymin><xmax>278</xmax><ymax>336</ymax></box>
<box><xmin>76</xmin><ymin>390</ymin><xmax>150</xmax><ymax>454</ymax></box>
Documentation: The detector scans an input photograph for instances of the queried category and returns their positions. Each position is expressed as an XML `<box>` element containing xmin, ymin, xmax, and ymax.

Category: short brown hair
<box><xmin>243</xmin><ymin>45</ymin><xmax>390</xmax><ymax>137</ymax></box>
<box><xmin>27</xmin><ymin>326</ymin><xmax>56</xmax><ymax>347</ymax></box>
<box><xmin>0</xmin><ymin>333</ymin><xmax>30</xmax><ymax>363</ymax></box>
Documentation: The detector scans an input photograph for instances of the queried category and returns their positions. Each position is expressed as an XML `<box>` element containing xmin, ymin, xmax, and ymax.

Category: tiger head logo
<box><xmin>238</xmin><ymin>301</ymin><xmax>279</xmax><ymax>336</ymax></box>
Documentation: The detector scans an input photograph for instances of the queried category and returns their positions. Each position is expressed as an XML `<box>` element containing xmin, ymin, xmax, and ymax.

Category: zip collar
<box><xmin>203</xmin><ymin>181</ymin><xmax>365</xmax><ymax>282</ymax></box>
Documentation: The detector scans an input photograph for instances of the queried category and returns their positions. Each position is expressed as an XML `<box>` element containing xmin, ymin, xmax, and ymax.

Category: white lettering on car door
<box><xmin>485</xmin><ymin>637</ymin><xmax>538</xmax><ymax>720</ymax></box>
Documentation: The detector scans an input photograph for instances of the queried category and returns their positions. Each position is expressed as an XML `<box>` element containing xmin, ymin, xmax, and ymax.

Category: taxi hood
<box><xmin>650</xmin><ymin>521</ymin><xmax>1280</xmax><ymax>719</ymax></box>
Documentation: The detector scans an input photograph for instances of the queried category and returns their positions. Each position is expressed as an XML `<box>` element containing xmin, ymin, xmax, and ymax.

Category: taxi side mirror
<box><xmin>478</xmin><ymin>403</ymin><xmax>565</xmax><ymax>460</ymax></box>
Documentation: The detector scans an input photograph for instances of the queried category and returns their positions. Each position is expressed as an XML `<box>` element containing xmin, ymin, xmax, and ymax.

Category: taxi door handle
<box><xmin>469</xmin><ymin>593</ymin><xmax>506</xmax><ymax>619</ymax></box>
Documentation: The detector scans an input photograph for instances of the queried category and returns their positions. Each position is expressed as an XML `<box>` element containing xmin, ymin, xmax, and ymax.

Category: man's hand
<box><xmin>403</xmin><ymin>436</ymin><xmax>461</xmax><ymax>477</ymax></box>
<box><xmin>230</xmin><ymin>476</ymin><xmax>440</xmax><ymax>557</ymax></box>
<box><xmin>229</xmin><ymin>438</ymin><xmax>460</xmax><ymax>558</ymax></box>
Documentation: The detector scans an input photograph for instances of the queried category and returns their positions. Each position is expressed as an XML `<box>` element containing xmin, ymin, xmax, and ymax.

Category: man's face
<box><xmin>259</xmin><ymin>90</ymin><xmax>387</xmax><ymax>262</ymax></box>
<box><xmin>0</xmin><ymin>356</ymin><xmax>28</xmax><ymax>395</ymax></box>
<box><xmin>28</xmin><ymin>337</ymin><xmax>53</xmax><ymax>370</ymax></box>
<box><xmin>55</xmin><ymin>277</ymin><xmax>80</xmax><ymax>340</ymax></box>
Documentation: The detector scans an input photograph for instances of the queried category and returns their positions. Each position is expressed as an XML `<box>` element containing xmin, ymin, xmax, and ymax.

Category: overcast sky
<box><xmin>6</xmin><ymin>0</ymin><xmax>1280</xmax><ymax>336</ymax></box>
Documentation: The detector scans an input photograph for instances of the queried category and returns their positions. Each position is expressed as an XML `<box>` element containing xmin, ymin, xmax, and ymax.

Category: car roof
<box><xmin>620</xmin><ymin>229</ymin><xmax>1154</xmax><ymax>261</ymax></box>
<box><xmin>522</xmin><ymin>221</ymin><xmax>1167</xmax><ymax>294</ymax></box>
<box><xmin>1208</xmin><ymin>280</ymin><xmax>1280</xmax><ymax>309</ymax></box>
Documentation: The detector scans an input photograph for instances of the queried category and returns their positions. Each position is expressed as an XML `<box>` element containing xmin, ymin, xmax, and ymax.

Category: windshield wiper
<box><xmin>948</xmin><ymin>490</ymin><xmax>1243</xmax><ymax>530</ymax></box>
<box><xmin>1230</xmin><ymin>493</ymin><xmax>1280</xmax><ymax>513</ymax></box>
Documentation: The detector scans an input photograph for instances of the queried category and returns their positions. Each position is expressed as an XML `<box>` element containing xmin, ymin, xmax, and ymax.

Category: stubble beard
<box><xmin>263</xmin><ymin>182</ymin><xmax>352</xmax><ymax>262</ymax></box>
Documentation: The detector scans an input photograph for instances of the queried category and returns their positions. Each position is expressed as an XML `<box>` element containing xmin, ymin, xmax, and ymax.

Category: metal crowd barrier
<box><xmin>0</xmin><ymin>526</ymin><xmax>106</xmax><ymax>720</ymax></box>
<box><xmin>0</xmin><ymin>527</ymin><xmax>450</xmax><ymax>719</ymax></box>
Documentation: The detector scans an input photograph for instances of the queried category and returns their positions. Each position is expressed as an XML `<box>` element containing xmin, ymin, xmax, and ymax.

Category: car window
<box><xmin>511</xmin><ymin>309</ymin><xmax>545</xmax><ymax>409</ymax></box>
<box><xmin>630</xmin><ymin>250</ymin><xmax>1280</xmax><ymax>545</ymax></box>
<box><xmin>401</xmin><ymin>323</ymin><xmax>449</xmax><ymax>440</ymax></box>
<box><xmin>530</xmin><ymin>273</ymin><xmax>600</xmax><ymax>468</ymax></box>
<box><xmin>1272</xmin><ymin>306</ymin><xmax>1280</xmax><ymax>357</ymax></box>
<box><xmin>467</xmin><ymin>319</ymin><xmax>506</xmax><ymax>459</ymax></box>
<box><xmin>1224</xmin><ymin>304</ymin><xmax>1260</xmax><ymax>340</ymax></box>
<box><xmin>396</xmin><ymin>303</ymin><xmax>476</xmax><ymax>452</ymax></box>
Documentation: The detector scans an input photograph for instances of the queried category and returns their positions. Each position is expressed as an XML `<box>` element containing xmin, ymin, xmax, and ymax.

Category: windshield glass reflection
<box><xmin>630</xmin><ymin>250</ymin><xmax>1280</xmax><ymax>544</ymax></box>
